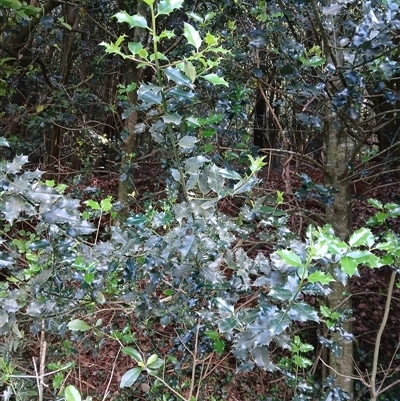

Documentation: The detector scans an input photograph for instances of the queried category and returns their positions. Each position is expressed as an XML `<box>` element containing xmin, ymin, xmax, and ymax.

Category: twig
<box><xmin>102</xmin><ymin>347</ymin><xmax>121</xmax><ymax>401</ymax></box>
<box><xmin>33</xmin><ymin>357</ymin><xmax>40</xmax><ymax>401</ymax></box>
<box><xmin>188</xmin><ymin>321</ymin><xmax>201</xmax><ymax>400</ymax></box>
<box><xmin>371</xmin><ymin>270</ymin><xmax>397</xmax><ymax>400</ymax></box>
<box><xmin>318</xmin><ymin>356</ymin><xmax>362</xmax><ymax>381</ymax></box>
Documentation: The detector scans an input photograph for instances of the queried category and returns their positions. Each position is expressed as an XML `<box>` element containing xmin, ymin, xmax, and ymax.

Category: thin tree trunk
<box><xmin>116</xmin><ymin>0</ymin><xmax>149</xmax><ymax>220</ymax></box>
<box><xmin>325</xmin><ymin>118</ymin><xmax>354</xmax><ymax>399</ymax></box>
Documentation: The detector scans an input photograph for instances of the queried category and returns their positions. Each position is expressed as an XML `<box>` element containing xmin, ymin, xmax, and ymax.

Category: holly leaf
<box><xmin>115</xmin><ymin>11</ymin><xmax>148</xmax><ymax>29</ymax></box>
<box><xmin>157</xmin><ymin>0</ymin><xmax>184</xmax><ymax>15</ymax></box>
<box><xmin>183</xmin><ymin>22</ymin><xmax>202</xmax><ymax>50</ymax></box>
<box><xmin>165</xmin><ymin>66</ymin><xmax>193</xmax><ymax>88</ymax></box>
<box><xmin>203</xmin><ymin>73</ymin><xmax>229</xmax><ymax>87</ymax></box>
<box><xmin>6</xmin><ymin>155</ymin><xmax>29</xmax><ymax>174</ymax></box>
<box><xmin>340</xmin><ymin>256</ymin><xmax>358</xmax><ymax>276</ymax></box>
<box><xmin>308</xmin><ymin>271</ymin><xmax>335</xmax><ymax>285</ymax></box>
<box><xmin>289</xmin><ymin>302</ymin><xmax>319</xmax><ymax>323</ymax></box>
<box><xmin>277</xmin><ymin>250</ymin><xmax>302</xmax><ymax>267</ymax></box>
<box><xmin>349</xmin><ymin>227</ymin><xmax>374</xmax><ymax>247</ymax></box>
<box><xmin>178</xmin><ymin>135</ymin><xmax>198</xmax><ymax>149</ymax></box>
<box><xmin>0</xmin><ymin>137</ymin><xmax>9</xmax><ymax>147</ymax></box>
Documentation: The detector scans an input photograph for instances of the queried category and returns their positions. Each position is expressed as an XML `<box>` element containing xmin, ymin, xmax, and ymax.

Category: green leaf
<box><xmin>0</xmin><ymin>310</ymin><xmax>9</xmax><ymax>328</ymax></box>
<box><xmin>3</xmin><ymin>197</ymin><xmax>23</xmax><ymax>224</ymax></box>
<box><xmin>147</xmin><ymin>354</ymin><xmax>158</xmax><ymax>365</ymax></box>
<box><xmin>205</xmin><ymin>330</ymin><xmax>220</xmax><ymax>339</ymax></box>
<box><xmin>162</xmin><ymin>112</ymin><xmax>182</xmax><ymax>125</ymax></box>
<box><xmin>308</xmin><ymin>271</ymin><xmax>335</xmax><ymax>285</ymax></box>
<box><xmin>160</xmin><ymin>29</ymin><xmax>175</xmax><ymax>39</ymax></box>
<box><xmin>217</xmin><ymin>168</ymin><xmax>241</xmax><ymax>180</ymax></box>
<box><xmin>293</xmin><ymin>355</ymin><xmax>313</xmax><ymax>368</ymax></box>
<box><xmin>0</xmin><ymin>137</ymin><xmax>10</xmax><ymax>147</ymax></box>
<box><xmin>6</xmin><ymin>154</ymin><xmax>29</xmax><ymax>174</ymax></box>
<box><xmin>183</xmin><ymin>60</ymin><xmax>196</xmax><ymax>82</ymax></box>
<box><xmin>252</xmin><ymin>346</ymin><xmax>271</xmax><ymax>369</ymax></box>
<box><xmin>201</xmin><ymin>113</ymin><xmax>224</xmax><ymax>124</ymax></box>
<box><xmin>368</xmin><ymin>198</ymin><xmax>383</xmax><ymax>209</ymax></box>
<box><xmin>121</xmin><ymin>347</ymin><xmax>143</xmax><ymax>363</ymax></box>
<box><xmin>100</xmin><ymin>196</ymin><xmax>113</xmax><ymax>212</ymax></box>
<box><xmin>128</xmin><ymin>41</ymin><xmax>143</xmax><ymax>56</ymax></box>
<box><xmin>120</xmin><ymin>367</ymin><xmax>142</xmax><ymax>388</ymax></box>
<box><xmin>269</xmin><ymin>310</ymin><xmax>292</xmax><ymax>337</ymax></box>
<box><xmin>147</xmin><ymin>358</ymin><xmax>164</xmax><ymax>370</ymax></box>
<box><xmin>320</xmin><ymin>305</ymin><xmax>331</xmax><ymax>318</ymax></box>
<box><xmin>52</xmin><ymin>371</ymin><xmax>64</xmax><ymax>391</ymax></box>
<box><xmin>157</xmin><ymin>0</ymin><xmax>184</xmax><ymax>15</ymax></box>
<box><xmin>340</xmin><ymin>256</ymin><xmax>358</xmax><ymax>277</ymax></box>
<box><xmin>202</xmin><ymin>128</ymin><xmax>216</xmax><ymax>138</ymax></box>
<box><xmin>65</xmin><ymin>385</ymin><xmax>81</xmax><ymax>401</ymax></box>
<box><xmin>299</xmin><ymin>55</ymin><xmax>326</xmax><ymax>67</ymax></box>
<box><xmin>277</xmin><ymin>250</ymin><xmax>303</xmax><ymax>267</ymax></box>
<box><xmin>178</xmin><ymin>135</ymin><xmax>198</xmax><ymax>149</ymax></box>
<box><xmin>349</xmin><ymin>227</ymin><xmax>374</xmax><ymax>247</ymax></box>
<box><xmin>276</xmin><ymin>190</ymin><xmax>284</xmax><ymax>204</ymax></box>
<box><xmin>164</xmin><ymin>66</ymin><xmax>193</xmax><ymax>87</ymax></box>
<box><xmin>205</xmin><ymin>32</ymin><xmax>217</xmax><ymax>45</ymax></box>
<box><xmin>67</xmin><ymin>319</ymin><xmax>91</xmax><ymax>332</ymax></box>
<box><xmin>142</xmin><ymin>0</ymin><xmax>155</xmax><ymax>5</ymax></box>
<box><xmin>84</xmin><ymin>199</ymin><xmax>101</xmax><ymax>210</ymax></box>
<box><xmin>115</xmin><ymin>11</ymin><xmax>148</xmax><ymax>29</ymax></box>
<box><xmin>248</xmin><ymin>155</ymin><xmax>267</xmax><ymax>173</ymax></box>
<box><xmin>203</xmin><ymin>73</ymin><xmax>229</xmax><ymax>87</ymax></box>
<box><xmin>125</xmin><ymin>214</ymin><xmax>147</xmax><ymax>226</ymax></box>
<box><xmin>268</xmin><ymin>287</ymin><xmax>293</xmax><ymax>301</ymax></box>
<box><xmin>169</xmin><ymin>87</ymin><xmax>195</xmax><ymax>101</ymax></box>
<box><xmin>289</xmin><ymin>302</ymin><xmax>319</xmax><ymax>322</ymax></box>
<box><xmin>183</xmin><ymin>22</ymin><xmax>202</xmax><ymax>50</ymax></box>
<box><xmin>213</xmin><ymin>338</ymin><xmax>225</xmax><ymax>355</ymax></box>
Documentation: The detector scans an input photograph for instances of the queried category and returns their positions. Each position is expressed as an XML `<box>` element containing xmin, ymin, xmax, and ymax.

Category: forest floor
<box><xmin>28</xmin><ymin>160</ymin><xmax>400</xmax><ymax>400</ymax></box>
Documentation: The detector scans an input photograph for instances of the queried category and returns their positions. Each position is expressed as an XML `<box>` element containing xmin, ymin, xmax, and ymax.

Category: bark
<box><xmin>325</xmin><ymin>117</ymin><xmax>354</xmax><ymax>399</ymax></box>
<box><xmin>48</xmin><ymin>4</ymin><xmax>81</xmax><ymax>174</ymax></box>
<box><xmin>309</xmin><ymin>0</ymin><xmax>354</xmax><ymax>394</ymax></box>
<box><xmin>116</xmin><ymin>0</ymin><xmax>149</xmax><ymax>220</ymax></box>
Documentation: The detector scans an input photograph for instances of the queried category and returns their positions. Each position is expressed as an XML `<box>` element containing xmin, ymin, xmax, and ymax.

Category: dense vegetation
<box><xmin>1</xmin><ymin>0</ymin><xmax>400</xmax><ymax>400</ymax></box>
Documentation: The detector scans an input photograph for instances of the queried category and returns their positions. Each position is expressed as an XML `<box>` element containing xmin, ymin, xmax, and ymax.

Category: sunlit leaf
<box><xmin>183</xmin><ymin>22</ymin><xmax>202</xmax><ymax>50</ymax></box>
<box><xmin>67</xmin><ymin>319</ymin><xmax>91</xmax><ymax>332</ymax></box>
<box><xmin>0</xmin><ymin>137</ymin><xmax>10</xmax><ymax>147</ymax></box>
<box><xmin>203</xmin><ymin>73</ymin><xmax>229</xmax><ymax>87</ymax></box>
<box><xmin>65</xmin><ymin>385</ymin><xmax>81</xmax><ymax>401</ymax></box>
<box><xmin>277</xmin><ymin>250</ymin><xmax>303</xmax><ymax>267</ymax></box>
<box><xmin>6</xmin><ymin>155</ymin><xmax>29</xmax><ymax>174</ymax></box>
<box><xmin>308</xmin><ymin>271</ymin><xmax>335</xmax><ymax>285</ymax></box>
<box><xmin>157</xmin><ymin>0</ymin><xmax>184</xmax><ymax>15</ymax></box>
<box><xmin>213</xmin><ymin>338</ymin><xmax>225</xmax><ymax>355</ymax></box>
<box><xmin>349</xmin><ymin>227</ymin><xmax>374</xmax><ymax>247</ymax></box>
<box><xmin>115</xmin><ymin>11</ymin><xmax>148</xmax><ymax>29</ymax></box>
<box><xmin>340</xmin><ymin>256</ymin><xmax>358</xmax><ymax>276</ymax></box>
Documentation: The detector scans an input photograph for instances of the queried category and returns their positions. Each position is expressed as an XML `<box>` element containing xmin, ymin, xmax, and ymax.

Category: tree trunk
<box><xmin>116</xmin><ymin>0</ymin><xmax>149</xmax><ymax>220</ymax></box>
<box><xmin>47</xmin><ymin>4</ymin><xmax>81</xmax><ymax>176</ymax></box>
<box><xmin>325</xmin><ymin>117</ymin><xmax>354</xmax><ymax>399</ymax></box>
